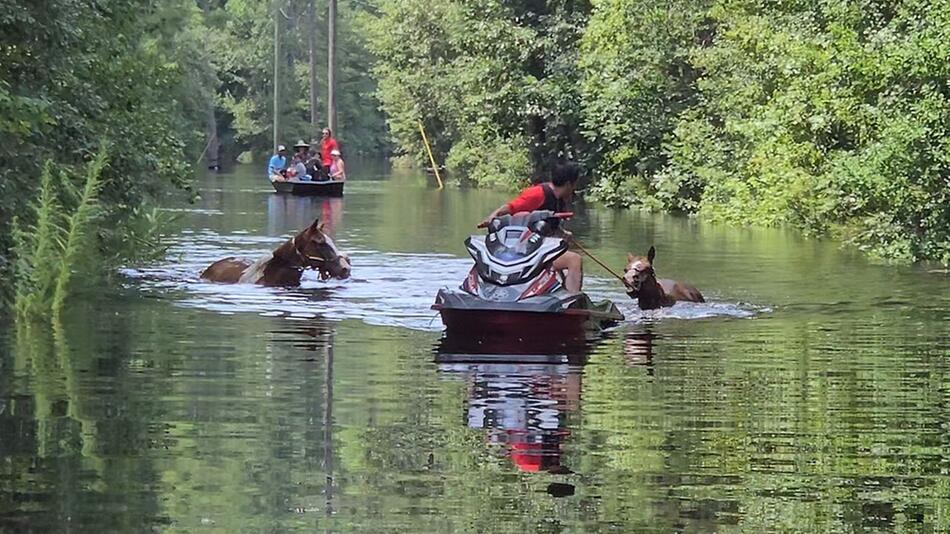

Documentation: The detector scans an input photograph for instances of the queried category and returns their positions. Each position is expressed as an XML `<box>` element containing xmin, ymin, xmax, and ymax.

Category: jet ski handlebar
<box><xmin>476</xmin><ymin>210</ymin><xmax>573</xmax><ymax>229</ymax></box>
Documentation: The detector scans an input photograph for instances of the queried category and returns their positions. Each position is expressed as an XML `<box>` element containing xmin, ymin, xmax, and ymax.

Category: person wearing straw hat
<box><xmin>293</xmin><ymin>139</ymin><xmax>309</xmax><ymax>158</ymax></box>
<box><xmin>267</xmin><ymin>145</ymin><xmax>288</xmax><ymax>181</ymax></box>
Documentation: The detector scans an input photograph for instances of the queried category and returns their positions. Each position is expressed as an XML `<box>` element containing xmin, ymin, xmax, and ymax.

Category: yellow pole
<box><xmin>418</xmin><ymin>121</ymin><xmax>444</xmax><ymax>189</ymax></box>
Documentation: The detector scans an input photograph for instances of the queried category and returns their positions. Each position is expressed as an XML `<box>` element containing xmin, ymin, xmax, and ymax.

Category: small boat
<box><xmin>432</xmin><ymin>210</ymin><xmax>624</xmax><ymax>341</ymax></box>
<box><xmin>271</xmin><ymin>179</ymin><xmax>344</xmax><ymax>197</ymax></box>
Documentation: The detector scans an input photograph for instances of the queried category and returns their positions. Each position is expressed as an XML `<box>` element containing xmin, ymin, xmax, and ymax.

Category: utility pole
<box><xmin>200</xmin><ymin>0</ymin><xmax>219</xmax><ymax>169</ymax></box>
<box><xmin>327</xmin><ymin>0</ymin><xmax>337</xmax><ymax>134</ymax></box>
<box><xmin>273</xmin><ymin>0</ymin><xmax>280</xmax><ymax>152</ymax></box>
<box><xmin>308</xmin><ymin>0</ymin><xmax>319</xmax><ymax>140</ymax></box>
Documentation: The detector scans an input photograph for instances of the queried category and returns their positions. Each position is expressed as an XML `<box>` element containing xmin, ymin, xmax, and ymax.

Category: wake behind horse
<box><xmin>623</xmin><ymin>246</ymin><xmax>704</xmax><ymax>310</ymax></box>
<box><xmin>201</xmin><ymin>218</ymin><xmax>351</xmax><ymax>287</ymax></box>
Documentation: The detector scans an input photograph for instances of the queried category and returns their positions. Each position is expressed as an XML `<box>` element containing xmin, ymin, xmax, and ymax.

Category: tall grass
<box><xmin>13</xmin><ymin>148</ymin><xmax>108</xmax><ymax>318</ymax></box>
<box><xmin>53</xmin><ymin>151</ymin><xmax>107</xmax><ymax>313</ymax></box>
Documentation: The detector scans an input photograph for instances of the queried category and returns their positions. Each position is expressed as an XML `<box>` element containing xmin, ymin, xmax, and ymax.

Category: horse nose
<box><xmin>339</xmin><ymin>256</ymin><xmax>352</xmax><ymax>279</ymax></box>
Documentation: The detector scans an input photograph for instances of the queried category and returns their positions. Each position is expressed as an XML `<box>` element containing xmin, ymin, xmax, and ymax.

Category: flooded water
<box><xmin>1</xmin><ymin>163</ymin><xmax>948</xmax><ymax>532</ymax></box>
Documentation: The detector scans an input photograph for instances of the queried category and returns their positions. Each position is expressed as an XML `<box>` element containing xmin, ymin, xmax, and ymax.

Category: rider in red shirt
<box><xmin>320</xmin><ymin>128</ymin><xmax>340</xmax><ymax>168</ymax></box>
<box><xmin>478</xmin><ymin>164</ymin><xmax>584</xmax><ymax>292</ymax></box>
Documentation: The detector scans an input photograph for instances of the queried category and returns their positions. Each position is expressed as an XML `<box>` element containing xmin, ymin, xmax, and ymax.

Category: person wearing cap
<box><xmin>267</xmin><ymin>145</ymin><xmax>288</xmax><ymax>181</ymax></box>
<box><xmin>320</xmin><ymin>128</ymin><xmax>340</xmax><ymax>169</ymax></box>
<box><xmin>329</xmin><ymin>149</ymin><xmax>346</xmax><ymax>181</ymax></box>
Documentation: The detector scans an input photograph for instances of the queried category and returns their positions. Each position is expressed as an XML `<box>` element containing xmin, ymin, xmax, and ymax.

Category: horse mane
<box><xmin>237</xmin><ymin>234</ymin><xmax>303</xmax><ymax>284</ymax></box>
<box><xmin>238</xmin><ymin>253</ymin><xmax>273</xmax><ymax>284</ymax></box>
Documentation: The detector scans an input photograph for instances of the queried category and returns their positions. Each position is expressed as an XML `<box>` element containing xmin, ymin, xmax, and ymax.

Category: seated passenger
<box><xmin>306</xmin><ymin>149</ymin><xmax>328</xmax><ymax>181</ymax></box>
<box><xmin>291</xmin><ymin>153</ymin><xmax>309</xmax><ymax>181</ymax></box>
<box><xmin>267</xmin><ymin>145</ymin><xmax>288</xmax><ymax>181</ymax></box>
<box><xmin>329</xmin><ymin>149</ymin><xmax>346</xmax><ymax>181</ymax></box>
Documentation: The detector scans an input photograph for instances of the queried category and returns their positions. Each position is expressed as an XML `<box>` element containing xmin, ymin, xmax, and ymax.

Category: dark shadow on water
<box><xmin>433</xmin><ymin>331</ymin><xmax>602</xmax><ymax>365</ymax></box>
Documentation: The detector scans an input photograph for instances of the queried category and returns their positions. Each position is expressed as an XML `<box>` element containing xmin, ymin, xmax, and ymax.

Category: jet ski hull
<box><xmin>432</xmin><ymin>288</ymin><xmax>624</xmax><ymax>339</ymax></box>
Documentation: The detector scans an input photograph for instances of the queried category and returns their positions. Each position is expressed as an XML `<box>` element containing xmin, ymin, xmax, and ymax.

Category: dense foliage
<box><xmin>660</xmin><ymin>0</ymin><xmax>950</xmax><ymax>262</ymax></box>
<box><xmin>0</xmin><ymin>0</ymin><xmax>389</xmax><ymax>304</ymax></box>
<box><xmin>361</xmin><ymin>0</ymin><xmax>590</xmax><ymax>187</ymax></box>
<box><xmin>0</xmin><ymin>0</ymin><xmax>207</xmax><ymax>294</ymax></box>
<box><xmin>364</xmin><ymin>0</ymin><xmax>950</xmax><ymax>262</ymax></box>
<box><xmin>214</xmin><ymin>0</ymin><xmax>388</xmax><ymax>157</ymax></box>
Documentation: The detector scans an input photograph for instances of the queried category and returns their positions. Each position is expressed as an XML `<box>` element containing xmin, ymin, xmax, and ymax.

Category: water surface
<box><xmin>1</xmin><ymin>163</ymin><xmax>948</xmax><ymax>532</ymax></box>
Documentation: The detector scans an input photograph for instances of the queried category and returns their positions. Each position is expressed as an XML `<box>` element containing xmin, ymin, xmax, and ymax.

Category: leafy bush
<box><xmin>445</xmin><ymin>132</ymin><xmax>533</xmax><ymax>189</ymax></box>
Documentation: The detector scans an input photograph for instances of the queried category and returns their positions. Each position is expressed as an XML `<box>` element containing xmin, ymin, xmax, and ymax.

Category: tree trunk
<box><xmin>308</xmin><ymin>0</ymin><xmax>319</xmax><ymax>140</ymax></box>
<box><xmin>327</xmin><ymin>0</ymin><xmax>337</xmax><ymax>134</ymax></box>
<box><xmin>273</xmin><ymin>1</ymin><xmax>280</xmax><ymax>151</ymax></box>
<box><xmin>200</xmin><ymin>0</ymin><xmax>220</xmax><ymax>168</ymax></box>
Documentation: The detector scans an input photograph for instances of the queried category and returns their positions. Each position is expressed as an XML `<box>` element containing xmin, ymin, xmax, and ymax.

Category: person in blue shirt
<box><xmin>267</xmin><ymin>145</ymin><xmax>288</xmax><ymax>181</ymax></box>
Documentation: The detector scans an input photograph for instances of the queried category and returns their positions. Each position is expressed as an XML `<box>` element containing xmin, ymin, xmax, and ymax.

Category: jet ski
<box><xmin>432</xmin><ymin>210</ymin><xmax>624</xmax><ymax>340</ymax></box>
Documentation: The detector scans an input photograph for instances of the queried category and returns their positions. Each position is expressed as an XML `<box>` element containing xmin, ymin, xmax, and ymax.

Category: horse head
<box><xmin>623</xmin><ymin>246</ymin><xmax>657</xmax><ymax>296</ymax></box>
<box><xmin>293</xmin><ymin>218</ymin><xmax>351</xmax><ymax>280</ymax></box>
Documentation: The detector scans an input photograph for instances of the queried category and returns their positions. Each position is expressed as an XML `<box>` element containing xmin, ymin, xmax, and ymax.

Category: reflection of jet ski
<box><xmin>437</xmin><ymin>362</ymin><xmax>580</xmax><ymax>474</ymax></box>
<box><xmin>432</xmin><ymin>210</ymin><xmax>623</xmax><ymax>340</ymax></box>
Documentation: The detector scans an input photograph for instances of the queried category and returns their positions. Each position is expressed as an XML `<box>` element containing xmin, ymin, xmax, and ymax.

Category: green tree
<box><xmin>0</xmin><ymin>0</ymin><xmax>216</xmax><ymax>300</ymax></box>
<box><xmin>362</xmin><ymin>0</ymin><xmax>591</xmax><ymax>187</ymax></box>
<box><xmin>579</xmin><ymin>0</ymin><xmax>711</xmax><ymax>208</ymax></box>
<box><xmin>214</xmin><ymin>0</ymin><xmax>388</xmax><ymax>158</ymax></box>
<box><xmin>663</xmin><ymin>0</ymin><xmax>950</xmax><ymax>262</ymax></box>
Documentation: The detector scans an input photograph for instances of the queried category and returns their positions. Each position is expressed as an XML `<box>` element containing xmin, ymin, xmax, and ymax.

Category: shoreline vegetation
<box><xmin>1</xmin><ymin>0</ymin><xmax>946</xmax><ymax>310</ymax></box>
<box><xmin>364</xmin><ymin>0</ymin><xmax>949</xmax><ymax>264</ymax></box>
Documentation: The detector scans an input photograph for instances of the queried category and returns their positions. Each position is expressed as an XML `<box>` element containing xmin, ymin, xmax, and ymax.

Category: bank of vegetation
<box><xmin>3</xmin><ymin>0</ymin><xmax>945</xmax><ymax>306</ymax></box>
<box><xmin>1</xmin><ymin>0</ymin><xmax>388</xmax><ymax>307</ymax></box>
<box><xmin>363</xmin><ymin>0</ymin><xmax>949</xmax><ymax>263</ymax></box>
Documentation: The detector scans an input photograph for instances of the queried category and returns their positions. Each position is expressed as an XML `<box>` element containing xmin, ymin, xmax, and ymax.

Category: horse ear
<box><xmin>627</xmin><ymin>252</ymin><xmax>635</xmax><ymax>263</ymax></box>
<box><xmin>308</xmin><ymin>218</ymin><xmax>321</xmax><ymax>232</ymax></box>
<box><xmin>647</xmin><ymin>246</ymin><xmax>656</xmax><ymax>263</ymax></box>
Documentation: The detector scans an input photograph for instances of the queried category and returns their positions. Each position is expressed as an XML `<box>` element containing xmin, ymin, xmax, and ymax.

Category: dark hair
<box><xmin>551</xmin><ymin>163</ymin><xmax>583</xmax><ymax>186</ymax></box>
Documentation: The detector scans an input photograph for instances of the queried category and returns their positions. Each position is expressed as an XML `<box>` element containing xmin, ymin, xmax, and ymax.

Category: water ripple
<box><xmin>121</xmin><ymin>230</ymin><xmax>764</xmax><ymax>330</ymax></box>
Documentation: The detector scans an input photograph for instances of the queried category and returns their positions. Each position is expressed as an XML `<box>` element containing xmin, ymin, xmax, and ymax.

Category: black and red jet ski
<box><xmin>432</xmin><ymin>210</ymin><xmax>624</xmax><ymax>339</ymax></box>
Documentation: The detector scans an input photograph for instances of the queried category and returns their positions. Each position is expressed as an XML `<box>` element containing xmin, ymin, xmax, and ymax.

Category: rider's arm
<box><xmin>477</xmin><ymin>186</ymin><xmax>544</xmax><ymax>228</ymax></box>
<box><xmin>478</xmin><ymin>204</ymin><xmax>512</xmax><ymax>228</ymax></box>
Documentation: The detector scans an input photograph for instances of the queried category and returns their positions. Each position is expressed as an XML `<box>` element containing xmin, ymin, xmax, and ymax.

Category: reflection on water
<box><xmin>2</xmin><ymin>163</ymin><xmax>949</xmax><ymax>532</ymax></box>
<box><xmin>267</xmin><ymin>195</ymin><xmax>344</xmax><ymax>238</ymax></box>
<box><xmin>438</xmin><ymin>361</ymin><xmax>581</xmax><ymax>475</ymax></box>
<box><xmin>622</xmin><ymin>326</ymin><xmax>656</xmax><ymax>367</ymax></box>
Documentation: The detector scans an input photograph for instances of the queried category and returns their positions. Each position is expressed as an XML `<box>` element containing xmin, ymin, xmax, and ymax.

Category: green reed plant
<box><xmin>53</xmin><ymin>150</ymin><xmax>107</xmax><ymax>314</ymax></box>
<box><xmin>13</xmin><ymin>148</ymin><xmax>108</xmax><ymax>318</ymax></box>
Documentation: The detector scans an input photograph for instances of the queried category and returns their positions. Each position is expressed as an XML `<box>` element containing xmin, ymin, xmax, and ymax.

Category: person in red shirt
<box><xmin>478</xmin><ymin>164</ymin><xmax>584</xmax><ymax>292</ymax></box>
<box><xmin>320</xmin><ymin>128</ymin><xmax>340</xmax><ymax>169</ymax></box>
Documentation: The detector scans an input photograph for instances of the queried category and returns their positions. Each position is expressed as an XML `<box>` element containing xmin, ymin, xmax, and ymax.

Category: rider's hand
<box><xmin>476</xmin><ymin>218</ymin><xmax>490</xmax><ymax>229</ymax></box>
<box><xmin>560</xmin><ymin>229</ymin><xmax>574</xmax><ymax>241</ymax></box>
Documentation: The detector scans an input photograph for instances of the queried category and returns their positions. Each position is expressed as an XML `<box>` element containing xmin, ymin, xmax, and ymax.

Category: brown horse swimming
<box><xmin>200</xmin><ymin>218</ymin><xmax>351</xmax><ymax>286</ymax></box>
<box><xmin>623</xmin><ymin>246</ymin><xmax>704</xmax><ymax>310</ymax></box>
